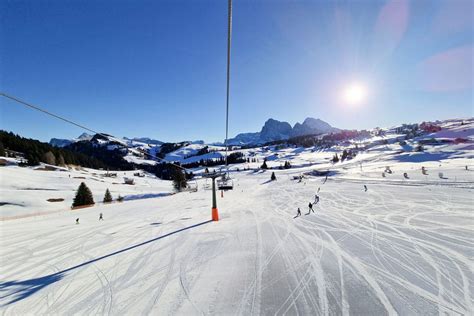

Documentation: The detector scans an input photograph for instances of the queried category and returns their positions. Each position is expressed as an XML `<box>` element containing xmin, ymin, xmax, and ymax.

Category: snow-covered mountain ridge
<box><xmin>228</xmin><ymin>117</ymin><xmax>339</xmax><ymax>145</ymax></box>
<box><xmin>43</xmin><ymin>118</ymin><xmax>473</xmax><ymax>168</ymax></box>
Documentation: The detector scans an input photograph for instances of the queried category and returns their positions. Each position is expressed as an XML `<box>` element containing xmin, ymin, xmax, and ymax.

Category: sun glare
<box><xmin>342</xmin><ymin>82</ymin><xmax>368</xmax><ymax>106</ymax></box>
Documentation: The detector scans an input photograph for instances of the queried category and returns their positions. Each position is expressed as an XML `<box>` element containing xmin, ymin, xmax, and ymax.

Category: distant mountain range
<box><xmin>49</xmin><ymin>132</ymin><xmax>93</xmax><ymax>147</ymax></box>
<box><xmin>50</xmin><ymin>133</ymin><xmax>163</xmax><ymax>148</ymax></box>
<box><xmin>49</xmin><ymin>117</ymin><xmax>337</xmax><ymax>148</ymax></box>
<box><xmin>124</xmin><ymin>137</ymin><xmax>164</xmax><ymax>145</ymax></box>
<box><xmin>227</xmin><ymin>117</ymin><xmax>339</xmax><ymax>145</ymax></box>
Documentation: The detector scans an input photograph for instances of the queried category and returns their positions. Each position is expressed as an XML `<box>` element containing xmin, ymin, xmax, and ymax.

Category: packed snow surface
<box><xmin>1</xmin><ymin>159</ymin><xmax>473</xmax><ymax>315</ymax></box>
<box><xmin>1</xmin><ymin>118</ymin><xmax>473</xmax><ymax>314</ymax></box>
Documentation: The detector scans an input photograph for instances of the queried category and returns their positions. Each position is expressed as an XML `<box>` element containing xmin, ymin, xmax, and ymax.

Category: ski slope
<box><xmin>1</xmin><ymin>119</ymin><xmax>473</xmax><ymax>314</ymax></box>
<box><xmin>1</xmin><ymin>156</ymin><xmax>473</xmax><ymax>315</ymax></box>
<box><xmin>0</xmin><ymin>166</ymin><xmax>172</xmax><ymax>220</ymax></box>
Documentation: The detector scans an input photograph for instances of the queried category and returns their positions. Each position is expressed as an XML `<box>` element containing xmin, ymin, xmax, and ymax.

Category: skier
<box><xmin>76</xmin><ymin>218</ymin><xmax>80</xmax><ymax>224</ymax></box>
<box><xmin>296</xmin><ymin>208</ymin><xmax>301</xmax><ymax>217</ymax></box>
<box><xmin>364</xmin><ymin>185</ymin><xmax>368</xmax><ymax>192</ymax></box>
<box><xmin>99</xmin><ymin>213</ymin><xmax>103</xmax><ymax>221</ymax></box>
<box><xmin>308</xmin><ymin>202</ymin><xmax>314</xmax><ymax>214</ymax></box>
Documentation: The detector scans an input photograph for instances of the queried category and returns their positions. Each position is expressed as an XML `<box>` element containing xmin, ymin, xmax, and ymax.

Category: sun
<box><xmin>342</xmin><ymin>82</ymin><xmax>368</xmax><ymax>106</ymax></box>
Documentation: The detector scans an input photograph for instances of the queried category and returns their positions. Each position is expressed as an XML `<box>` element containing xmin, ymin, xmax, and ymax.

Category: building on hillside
<box><xmin>4</xmin><ymin>149</ymin><xmax>25</xmax><ymax>159</ymax></box>
<box><xmin>420</xmin><ymin>122</ymin><xmax>442</xmax><ymax>133</ymax></box>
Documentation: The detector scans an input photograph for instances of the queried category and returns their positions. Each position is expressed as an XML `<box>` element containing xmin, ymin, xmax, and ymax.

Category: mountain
<box><xmin>225</xmin><ymin>132</ymin><xmax>261</xmax><ymax>146</ymax></box>
<box><xmin>77</xmin><ymin>133</ymin><xmax>93</xmax><ymax>141</ymax></box>
<box><xmin>124</xmin><ymin>137</ymin><xmax>163</xmax><ymax>145</ymax></box>
<box><xmin>49</xmin><ymin>138</ymin><xmax>73</xmax><ymax>148</ymax></box>
<box><xmin>260</xmin><ymin>119</ymin><xmax>293</xmax><ymax>142</ymax></box>
<box><xmin>291</xmin><ymin>118</ymin><xmax>336</xmax><ymax>137</ymax></box>
<box><xmin>228</xmin><ymin>117</ymin><xmax>337</xmax><ymax>145</ymax></box>
<box><xmin>49</xmin><ymin>133</ymin><xmax>93</xmax><ymax>147</ymax></box>
<box><xmin>50</xmin><ymin>133</ymin><xmax>164</xmax><ymax>148</ymax></box>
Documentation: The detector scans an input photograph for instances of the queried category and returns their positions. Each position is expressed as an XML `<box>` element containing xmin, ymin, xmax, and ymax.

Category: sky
<box><xmin>1</xmin><ymin>0</ymin><xmax>473</xmax><ymax>143</ymax></box>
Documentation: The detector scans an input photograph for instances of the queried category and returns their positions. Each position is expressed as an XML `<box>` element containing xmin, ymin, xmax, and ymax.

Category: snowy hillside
<box><xmin>0</xmin><ymin>118</ymin><xmax>473</xmax><ymax>314</ymax></box>
<box><xmin>0</xmin><ymin>164</ymin><xmax>172</xmax><ymax>220</ymax></box>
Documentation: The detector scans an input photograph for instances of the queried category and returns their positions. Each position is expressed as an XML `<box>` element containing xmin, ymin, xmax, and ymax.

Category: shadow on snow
<box><xmin>123</xmin><ymin>192</ymin><xmax>173</xmax><ymax>201</ymax></box>
<box><xmin>0</xmin><ymin>219</ymin><xmax>212</xmax><ymax>306</ymax></box>
<box><xmin>391</xmin><ymin>151</ymin><xmax>457</xmax><ymax>163</ymax></box>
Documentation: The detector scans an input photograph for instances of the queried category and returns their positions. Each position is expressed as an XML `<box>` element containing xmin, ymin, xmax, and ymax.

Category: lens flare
<box><xmin>342</xmin><ymin>82</ymin><xmax>368</xmax><ymax>106</ymax></box>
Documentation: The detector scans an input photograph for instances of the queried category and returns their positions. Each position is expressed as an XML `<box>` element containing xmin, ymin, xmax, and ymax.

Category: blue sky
<box><xmin>1</xmin><ymin>0</ymin><xmax>472</xmax><ymax>143</ymax></box>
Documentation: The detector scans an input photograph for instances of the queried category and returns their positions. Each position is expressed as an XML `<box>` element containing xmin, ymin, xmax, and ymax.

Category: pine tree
<box><xmin>72</xmin><ymin>182</ymin><xmax>94</xmax><ymax>207</ymax></box>
<box><xmin>271</xmin><ymin>172</ymin><xmax>276</xmax><ymax>181</ymax></box>
<box><xmin>25</xmin><ymin>151</ymin><xmax>40</xmax><ymax>166</ymax></box>
<box><xmin>0</xmin><ymin>141</ymin><xmax>5</xmax><ymax>156</ymax></box>
<box><xmin>117</xmin><ymin>195</ymin><xmax>124</xmax><ymax>202</ymax></box>
<box><xmin>172</xmin><ymin>168</ymin><xmax>187</xmax><ymax>192</ymax></box>
<box><xmin>341</xmin><ymin>150</ymin><xmax>348</xmax><ymax>161</ymax></box>
<box><xmin>332</xmin><ymin>153</ymin><xmax>339</xmax><ymax>163</ymax></box>
<box><xmin>261</xmin><ymin>159</ymin><xmax>268</xmax><ymax>169</ymax></box>
<box><xmin>103</xmin><ymin>188</ymin><xmax>113</xmax><ymax>203</ymax></box>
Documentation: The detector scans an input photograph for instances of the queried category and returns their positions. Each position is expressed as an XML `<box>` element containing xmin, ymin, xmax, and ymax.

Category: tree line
<box><xmin>180</xmin><ymin>152</ymin><xmax>246</xmax><ymax>169</ymax></box>
<box><xmin>0</xmin><ymin>131</ymin><xmax>113</xmax><ymax>169</ymax></box>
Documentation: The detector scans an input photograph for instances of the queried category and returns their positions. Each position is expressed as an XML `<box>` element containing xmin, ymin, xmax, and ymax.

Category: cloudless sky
<box><xmin>1</xmin><ymin>0</ymin><xmax>472</xmax><ymax>143</ymax></box>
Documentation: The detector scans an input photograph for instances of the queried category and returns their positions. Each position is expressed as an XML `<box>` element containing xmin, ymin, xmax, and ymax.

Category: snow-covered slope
<box><xmin>1</xmin><ymin>118</ymin><xmax>473</xmax><ymax>314</ymax></box>
<box><xmin>0</xmin><ymin>165</ymin><xmax>172</xmax><ymax>220</ymax></box>
<box><xmin>1</xmin><ymin>150</ymin><xmax>472</xmax><ymax>314</ymax></box>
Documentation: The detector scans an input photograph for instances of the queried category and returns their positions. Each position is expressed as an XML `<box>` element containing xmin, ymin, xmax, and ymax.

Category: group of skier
<box><xmin>295</xmin><ymin>188</ymin><xmax>320</xmax><ymax>217</ymax></box>
<box><xmin>75</xmin><ymin>212</ymin><xmax>103</xmax><ymax>224</ymax></box>
<box><xmin>295</xmin><ymin>184</ymin><xmax>368</xmax><ymax>218</ymax></box>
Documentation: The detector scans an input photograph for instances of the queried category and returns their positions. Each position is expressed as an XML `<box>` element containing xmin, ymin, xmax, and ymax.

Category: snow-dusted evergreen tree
<box><xmin>341</xmin><ymin>150</ymin><xmax>348</xmax><ymax>161</ymax></box>
<box><xmin>72</xmin><ymin>182</ymin><xmax>94</xmax><ymax>207</ymax></box>
<box><xmin>103</xmin><ymin>188</ymin><xmax>113</xmax><ymax>203</ymax></box>
<box><xmin>271</xmin><ymin>172</ymin><xmax>276</xmax><ymax>181</ymax></box>
<box><xmin>172</xmin><ymin>168</ymin><xmax>187</xmax><ymax>192</ymax></box>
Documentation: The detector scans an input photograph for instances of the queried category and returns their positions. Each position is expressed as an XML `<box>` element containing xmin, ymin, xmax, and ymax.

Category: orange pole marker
<box><xmin>212</xmin><ymin>207</ymin><xmax>219</xmax><ymax>221</ymax></box>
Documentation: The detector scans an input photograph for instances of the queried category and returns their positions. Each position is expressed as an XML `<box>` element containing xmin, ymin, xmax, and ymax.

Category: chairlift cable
<box><xmin>0</xmin><ymin>92</ymin><xmax>188</xmax><ymax>172</ymax></box>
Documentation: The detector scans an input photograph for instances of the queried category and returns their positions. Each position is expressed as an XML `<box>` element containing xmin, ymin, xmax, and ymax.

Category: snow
<box><xmin>0</xmin><ymin>166</ymin><xmax>172</xmax><ymax>220</ymax></box>
<box><xmin>0</xmin><ymin>118</ymin><xmax>473</xmax><ymax>314</ymax></box>
<box><xmin>123</xmin><ymin>154</ymin><xmax>158</xmax><ymax>166</ymax></box>
<box><xmin>164</xmin><ymin>144</ymin><xmax>224</xmax><ymax>163</ymax></box>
